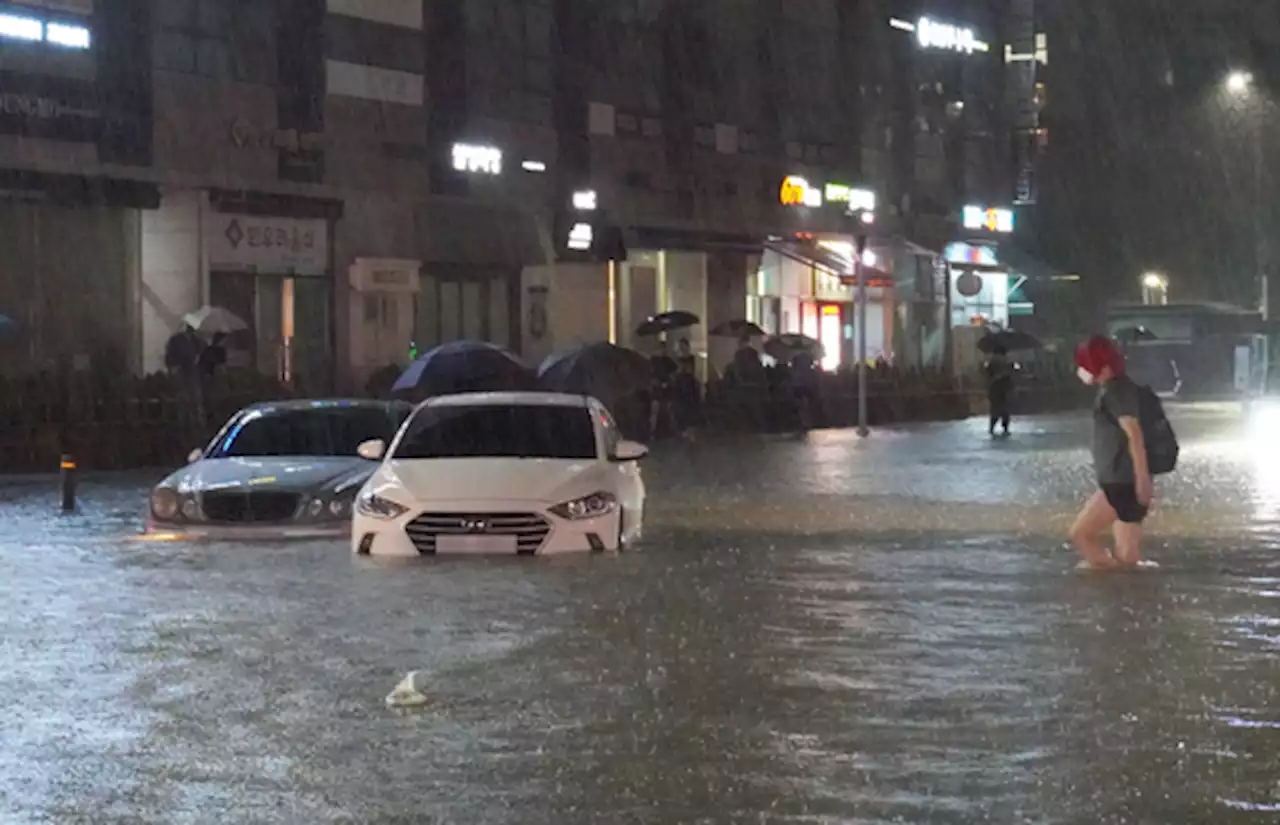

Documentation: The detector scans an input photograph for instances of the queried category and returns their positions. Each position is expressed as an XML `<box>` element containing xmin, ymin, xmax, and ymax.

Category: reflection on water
<box><xmin>1</xmin><ymin>406</ymin><xmax>1280</xmax><ymax>822</ymax></box>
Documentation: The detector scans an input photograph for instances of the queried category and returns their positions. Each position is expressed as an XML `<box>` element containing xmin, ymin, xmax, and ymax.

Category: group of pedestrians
<box><xmin>164</xmin><ymin>324</ymin><xmax>228</xmax><ymax>379</ymax></box>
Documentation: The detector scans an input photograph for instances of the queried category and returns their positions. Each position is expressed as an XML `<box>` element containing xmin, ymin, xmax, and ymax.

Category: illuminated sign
<box><xmin>889</xmin><ymin>17</ymin><xmax>989</xmax><ymax>54</ymax></box>
<box><xmin>452</xmin><ymin>143</ymin><xmax>502</xmax><ymax>175</ymax></box>
<box><xmin>962</xmin><ymin>206</ymin><xmax>1015</xmax><ymax>233</ymax></box>
<box><xmin>824</xmin><ymin>183</ymin><xmax>876</xmax><ymax>213</ymax></box>
<box><xmin>572</xmin><ymin>189</ymin><xmax>597</xmax><ymax>211</ymax></box>
<box><xmin>780</xmin><ymin>176</ymin><xmax>822</xmax><ymax>208</ymax></box>
<box><xmin>567</xmin><ymin>222</ymin><xmax>593</xmax><ymax>251</ymax></box>
<box><xmin>945</xmin><ymin>242</ymin><xmax>1000</xmax><ymax>266</ymax></box>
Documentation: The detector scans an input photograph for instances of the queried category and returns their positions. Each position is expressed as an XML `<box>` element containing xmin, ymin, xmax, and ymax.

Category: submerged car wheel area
<box><xmin>352</xmin><ymin>392</ymin><xmax>648</xmax><ymax>557</ymax></box>
<box><xmin>146</xmin><ymin>399</ymin><xmax>411</xmax><ymax>539</ymax></box>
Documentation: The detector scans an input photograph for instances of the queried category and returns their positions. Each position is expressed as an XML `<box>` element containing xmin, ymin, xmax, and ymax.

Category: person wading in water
<box><xmin>1068</xmin><ymin>336</ymin><xmax>1155</xmax><ymax>571</ymax></box>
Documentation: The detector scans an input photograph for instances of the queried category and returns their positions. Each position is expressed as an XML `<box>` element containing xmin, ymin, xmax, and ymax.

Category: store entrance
<box><xmin>209</xmin><ymin>272</ymin><xmax>331</xmax><ymax>390</ymax></box>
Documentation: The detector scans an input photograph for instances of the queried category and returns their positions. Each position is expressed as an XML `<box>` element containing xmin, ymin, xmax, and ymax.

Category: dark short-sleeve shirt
<box><xmin>1092</xmin><ymin>376</ymin><xmax>1143</xmax><ymax>483</ymax></box>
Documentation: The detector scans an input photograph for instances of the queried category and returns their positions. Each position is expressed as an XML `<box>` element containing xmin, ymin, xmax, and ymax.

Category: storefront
<box><xmin>204</xmin><ymin>208</ymin><xmax>333</xmax><ymax>389</ymax></box>
<box><xmin>751</xmin><ymin>239</ymin><xmax>894</xmax><ymax>369</ymax></box>
<box><xmin>945</xmin><ymin>242</ymin><xmax>1011</xmax><ymax>329</ymax></box>
<box><xmin>348</xmin><ymin>258</ymin><xmax>421</xmax><ymax>377</ymax></box>
<box><xmin>415</xmin><ymin>198</ymin><xmax>538</xmax><ymax>358</ymax></box>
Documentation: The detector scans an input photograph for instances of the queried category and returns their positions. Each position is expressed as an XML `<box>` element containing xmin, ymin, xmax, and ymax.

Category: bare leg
<box><xmin>1069</xmin><ymin>491</ymin><xmax>1119</xmax><ymax>570</ymax></box>
<box><xmin>1112</xmin><ymin>521</ymin><xmax>1143</xmax><ymax>569</ymax></box>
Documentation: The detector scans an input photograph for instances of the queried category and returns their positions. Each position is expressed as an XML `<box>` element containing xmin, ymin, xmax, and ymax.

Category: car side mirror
<box><xmin>358</xmin><ymin>439</ymin><xmax>387</xmax><ymax>461</ymax></box>
<box><xmin>611</xmin><ymin>440</ymin><xmax>648</xmax><ymax>463</ymax></box>
<box><xmin>187</xmin><ymin>449</ymin><xmax>203</xmax><ymax>464</ymax></box>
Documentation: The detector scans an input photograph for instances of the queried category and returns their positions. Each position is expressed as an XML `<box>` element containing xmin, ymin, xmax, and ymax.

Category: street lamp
<box><xmin>1227</xmin><ymin>71</ymin><xmax>1254</xmax><ymax>95</ymax></box>
<box><xmin>1224</xmin><ymin>70</ymin><xmax>1267</xmax><ymax>318</ymax></box>
<box><xmin>1141</xmin><ymin>272</ymin><xmax>1168</xmax><ymax>305</ymax></box>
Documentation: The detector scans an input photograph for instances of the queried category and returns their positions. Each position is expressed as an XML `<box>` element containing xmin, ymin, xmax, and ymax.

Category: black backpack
<box><xmin>1137</xmin><ymin>385</ymin><xmax>1179</xmax><ymax>475</ymax></box>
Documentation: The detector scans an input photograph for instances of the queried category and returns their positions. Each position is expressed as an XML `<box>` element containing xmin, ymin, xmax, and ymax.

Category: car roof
<box><xmin>423</xmin><ymin>391</ymin><xmax>592</xmax><ymax>409</ymax></box>
<box><xmin>244</xmin><ymin>398</ymin><xmax>409</xmax><ymax>413</ymax></box>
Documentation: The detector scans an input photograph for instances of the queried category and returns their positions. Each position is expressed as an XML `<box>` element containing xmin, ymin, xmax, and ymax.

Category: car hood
<box><xmin>375</xmin><ymin>458</ymin><xmax>609</xmax><ymax>504</ymax></box>
<box><xmin>161</xmin><ymin>456</ymin><xmax>374</xmax><ymax>495</ymax></box>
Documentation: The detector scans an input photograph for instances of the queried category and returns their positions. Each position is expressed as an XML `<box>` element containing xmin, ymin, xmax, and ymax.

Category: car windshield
<box><xmin>209</xmin><ymin>405</ymin><xmax>406</xmax><ymax>459</ymax></box>
<box><xmin>394</xmin><ymin>404</ymin><xmax>598</xmax><ymax>460</ymax></box>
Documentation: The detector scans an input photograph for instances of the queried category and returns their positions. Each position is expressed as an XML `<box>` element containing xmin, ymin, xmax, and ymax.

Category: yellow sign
<box><xmin>780</xmin><ymin>176</ymin><xmax>821</xmax><ymax>207</ymax></box>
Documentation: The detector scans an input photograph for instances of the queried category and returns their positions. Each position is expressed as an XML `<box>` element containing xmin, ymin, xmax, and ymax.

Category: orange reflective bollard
<box><xmin>60</xmin><ymin>454</ymin><xmax>76</xmax><ymax>513</ymax></box>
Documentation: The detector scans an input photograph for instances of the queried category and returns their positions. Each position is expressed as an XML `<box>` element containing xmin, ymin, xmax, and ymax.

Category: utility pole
<box><xmin>855</xmin><ymin>232</ymin><xmax>869</xmax><ymax>438</ymax></box>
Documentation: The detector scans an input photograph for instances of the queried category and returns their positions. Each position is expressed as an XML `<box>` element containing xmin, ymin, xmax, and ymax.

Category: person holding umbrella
<box><xmin>984</xmin><ymin>345</ymin><xmax>1015</xmax><ymax>437</ymax></box>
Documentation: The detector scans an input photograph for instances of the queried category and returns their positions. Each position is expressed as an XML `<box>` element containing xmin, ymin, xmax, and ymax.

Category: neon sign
<box><xmin>962</xmin><ymin>206</ymin><xmax>1015</xmax><ymax>233</ymax></box>
<box><xmin>780</xmin><ymin>176</ymin><xmax>823</xmax><ymax>208</ymax></box>
<box><xmin>890</xmin><ymin>17</ymin><xmax>989</xmax><ymax>54</ymax></box>
<box><xmin>824</xmin><ymin>183</ymin><xmax>876</xmax><ymax>212</ymax></box>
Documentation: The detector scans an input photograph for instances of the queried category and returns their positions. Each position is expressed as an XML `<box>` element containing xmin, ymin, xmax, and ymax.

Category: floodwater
<box><xmin>3</xmin><ymin>402</ymin><xmax>1280</xmax><ymax>823</ymax></box>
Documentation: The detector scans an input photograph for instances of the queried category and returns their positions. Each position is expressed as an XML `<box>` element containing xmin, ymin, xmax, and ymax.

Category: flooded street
<box><xmin>4</xmin><ymin>403</ymin><xmax>1280</xmax><ymax>823</ymax></box>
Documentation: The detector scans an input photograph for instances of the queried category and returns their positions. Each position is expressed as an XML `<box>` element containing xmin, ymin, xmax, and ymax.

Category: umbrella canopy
<box><xmin>0</xmin><ymin>313</ymin><xmax>19</xmax><ymax>343</ymax></box>
<box><xmin>392</xmin><ymin>341</ymin><xmax>536</xmax><ymax>398</ymax></box>
<box><xmin>978</xmin><ymin>329</ymin><xmax>1041</xmax><ymax>354</ymax></box>
<box><xmin>537</xmin><ymin>342</ymin><xmax>651</xmax><ymax>401</ymax></box>
<box><xmin>764</xmin><ymin>334</ymin><xmax>825</xmax><ymax>362</ymax></box>
<box><xmin>636</xmin><ymin>310</ymin><xmax>700</xmax><ymax>337</ymax></box>
<box><xmin>184</xmin><ymin>306</ymin><xmax>249</xmax><ymax>335</ymax></box>
<box><xmin>1114</xmin><ymin>326</ymin><xmax>1158</xmax><ymax>343</ymax></box>
<box><xmin>709</xmin><ymin>319</ymin><xmax>766</xmax><ymax>338</ymax></box>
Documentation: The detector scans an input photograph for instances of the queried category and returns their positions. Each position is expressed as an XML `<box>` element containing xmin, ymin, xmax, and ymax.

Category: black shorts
<box><xmin>1101</xmin><ymin>483</ymin><xmax>1149</xmax><ymax>524</ymax></box>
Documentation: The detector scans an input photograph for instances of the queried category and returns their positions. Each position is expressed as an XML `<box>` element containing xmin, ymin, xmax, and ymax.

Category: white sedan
<box><xmin>351</xmin><ymin>392</ymin><xmax>648</xmax><ymax>557</ymax></box>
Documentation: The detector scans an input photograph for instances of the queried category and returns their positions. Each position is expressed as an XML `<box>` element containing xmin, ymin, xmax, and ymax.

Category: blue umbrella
<box><xmin>392</xmin><ymin>341</ymin><xmax>536</xmax><ymax>398</ymax></box>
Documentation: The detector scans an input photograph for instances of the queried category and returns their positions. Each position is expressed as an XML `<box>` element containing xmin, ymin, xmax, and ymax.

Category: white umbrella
<box><xmin>183</xmin><ymin>306</ymin><xmax>248</xmax><ymax>335</ymax></box>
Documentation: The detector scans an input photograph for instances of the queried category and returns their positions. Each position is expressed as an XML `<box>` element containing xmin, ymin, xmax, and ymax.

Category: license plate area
<box><xmin>436</xmin><ymin>534</ymin><xmax>518</xmax><ymax>555</ymax></box>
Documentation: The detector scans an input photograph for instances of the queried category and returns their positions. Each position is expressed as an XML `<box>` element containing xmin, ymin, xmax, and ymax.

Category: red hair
<box><xmin>1075</xmin><ymin>335</ymin><xmax>1125</xmax><ymax>378</ymax></box>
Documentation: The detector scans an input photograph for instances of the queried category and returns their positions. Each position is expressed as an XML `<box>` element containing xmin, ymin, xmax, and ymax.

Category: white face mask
<box><xmin>1077</xmin><ymin>367</ymin><xmax>1096</xmax><ymax>386</ymax></box>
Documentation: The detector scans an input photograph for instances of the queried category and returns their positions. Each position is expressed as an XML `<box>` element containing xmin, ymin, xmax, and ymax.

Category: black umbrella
<box><xmin>1114</xmin><ymin>326</ymin><xmax>1158</xmax><ymax>343</ymax></box>
<box><xmin>977</xmin><ymin>330</ymin><xmax>1041</xmax><ymax>354</ymax></box>
<box><xmin>538</xmin><ymin>342</ymin><xmax>651</xmax><ymax>402</ymax></box>
<box><xmin>392</xmin><ymin>341</ymin><xmax>536</xmax><ymax>398</ymax></box>
<box><xmin>636</xmin><ymin>310</ymin><xmax>700</xmax><ymax>337</ymax></box>
<box><xmin>0</xmin><ymin>313</ymin><xmax>19</xmax><ymax>343</ymax></box>
<box><xmin>709</xmin><ymin>319</ymin><xmax>766</xmax><ymax>338</ymax></box>
<box><xmin>764</xmin><ymin>334</ymin><xmax>825</xmax><ymax>362</ymax></box>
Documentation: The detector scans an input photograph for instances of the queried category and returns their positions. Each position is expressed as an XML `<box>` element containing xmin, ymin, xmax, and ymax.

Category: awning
<box><xmin>209</xmin><ymin>188</ymin><xmax>343</xmax><ymax>220</ymax></box>
<box><xmin>765</xmin><ymin>239</ymin><xmax>893</xmax><ymax>285</ymax></box>
<box><xmin>624</xmin><ymin>226</ymin><xmax>764</xmax><ymax>254</ymax></box>
<box><xmin>418</xmin><ymin>197</ymin><xmax>548</xmax><ymax>267</ymax></box>
<box><xmin>0</xmin><ymin>168</ymin><xmax>160</xmax><ymax>209</ymax></box>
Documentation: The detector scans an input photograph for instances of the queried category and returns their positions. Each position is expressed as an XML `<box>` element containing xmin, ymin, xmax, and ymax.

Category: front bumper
<box><xmin>352</xmin><ymin>503</ymin><xmax>622</xmax><ymax>558</ymax></box>
<box><xmin>144</xmin><ymin>519</ymin><xmax>352</xmax><ymax>541</ymax></box>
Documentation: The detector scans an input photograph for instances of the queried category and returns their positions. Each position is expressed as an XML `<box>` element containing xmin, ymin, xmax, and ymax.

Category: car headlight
<box><xmin>307</xmin><ymin>498</ymin><xmax>325</xmax><ymax>518</ymax></box>
<box><xmin>151</xmin><ymin>488</ymin><xmax>180</xmax><ymax>521</ymax></box>
<box><xmin>181</xmin><ymin>497</ymin><xmax>201</xmax><ymax>521</ymax></box>
<box><xmin>550</xmin><ymin>491</ymin><xmax>618</xmax><ymax>521</ymax></box>
<box><xmin>356</xmin><ymin>491</ymin><xmax>409</xmax><ymax>521</ymax></box>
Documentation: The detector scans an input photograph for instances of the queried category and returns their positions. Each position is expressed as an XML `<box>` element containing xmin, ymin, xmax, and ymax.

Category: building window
<box><xmin>465</xmin><ymin>0</ymin><xmax>553</xmax><ymax>123</ymax></box>
<box><xmin>154</xmin><ymin>0</ymin><xmax>275</xmax><ymax>84</ymax></box>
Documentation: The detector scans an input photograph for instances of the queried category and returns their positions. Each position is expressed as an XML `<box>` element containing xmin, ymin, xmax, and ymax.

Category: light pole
<box><xmin>1225</xmin><ymin>71</ymin><xmax>1266</xmax><ymax>318</ymax></box>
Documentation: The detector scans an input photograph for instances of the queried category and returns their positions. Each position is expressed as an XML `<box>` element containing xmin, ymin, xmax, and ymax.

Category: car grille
<box><xmin>201</xmin><ymin>491</ymin><xmax>302</xmax><ymax>524</ymax></box>
<box><xmin>405</xmin><ymin>512</ymin><xmax>552</xmax><ymax>555</ymax></box>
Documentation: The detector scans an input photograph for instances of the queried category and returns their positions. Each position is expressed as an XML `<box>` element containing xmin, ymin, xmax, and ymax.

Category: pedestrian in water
<box><xmin>1068</xmin><ymin>336</ymin><xmax>1152</xmax><ymax>571</ymax></box>
<box><xmin>984</xmin><ymin>345</ymin><xmax>1014</xmax><ymax>437</ymax></box>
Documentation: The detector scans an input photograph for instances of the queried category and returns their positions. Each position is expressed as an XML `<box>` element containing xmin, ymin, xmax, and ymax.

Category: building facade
<box><xmin>0</xmin><ymin>0</ymin><xmax>1041</xmax><ymax>389</ymax></box>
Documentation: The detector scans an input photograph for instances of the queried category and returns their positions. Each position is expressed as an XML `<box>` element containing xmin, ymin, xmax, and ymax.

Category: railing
<box><xmin>0</xmin><ymin>370</ymin><xmax>303</xmax><ymax>474</ymax></box>
<box><xmin>0</xmin><ymin>367</ymin><xmax>1092</xmax><ymax>473</ymax></box>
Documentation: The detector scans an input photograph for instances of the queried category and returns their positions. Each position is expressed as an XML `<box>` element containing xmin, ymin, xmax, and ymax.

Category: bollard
<box><xmin>60</xmin><ymin>454</ymin><xmax>77</xmax><ymax>513</ymax></box>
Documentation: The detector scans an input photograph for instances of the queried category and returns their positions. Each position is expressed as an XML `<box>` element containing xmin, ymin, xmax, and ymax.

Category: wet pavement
<box><xmin>3</xmin><ymin>402</ymin><xmax>1280</xmax><ymax>823</ymax></box>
